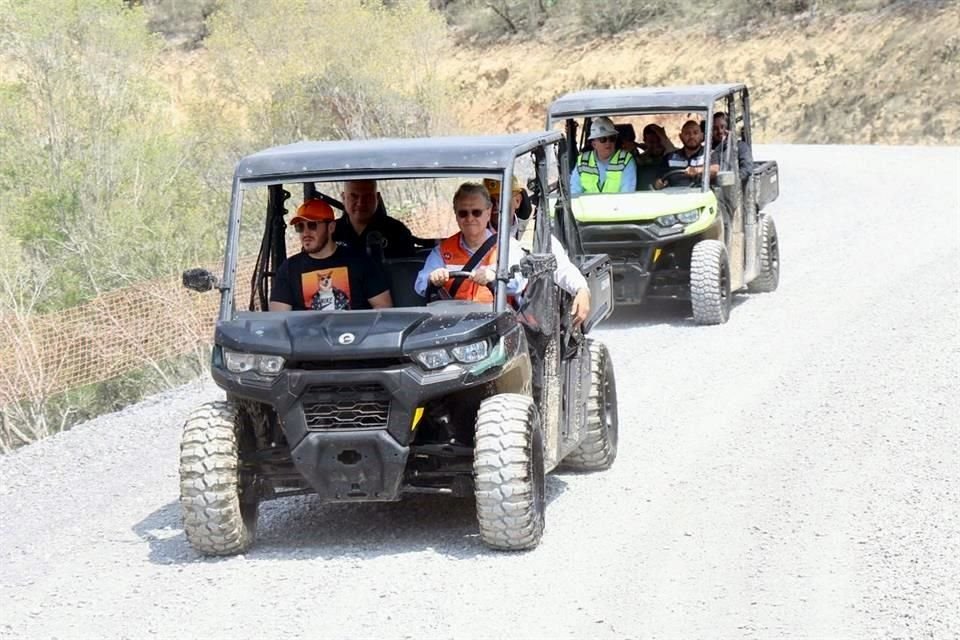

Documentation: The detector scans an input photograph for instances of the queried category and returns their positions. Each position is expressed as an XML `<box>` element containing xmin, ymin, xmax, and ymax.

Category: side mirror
<box><xmin>182</xmin><ymin>268</ymin><xmax>220</xmax><ymax>293</ymax></box>
<box><xmin>716</xmin><ymin>171</ymin><xmax>736</xmax><ymax>188</ymax></box>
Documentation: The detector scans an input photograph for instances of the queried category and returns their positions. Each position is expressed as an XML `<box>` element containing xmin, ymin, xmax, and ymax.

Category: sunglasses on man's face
<box><xmin>456</xmin><ymin>208</ymin><xmax>486</xmax><ymax>219</ymax></box>
<box><xmin>593</xmin><ymin>135</ymin><xmax>616</xmax><ymax>144</ymax></box>
<box><xmin>294</xmin><ymin>220</ymin><xmax>331</xmax><ymax>233</ymax></box>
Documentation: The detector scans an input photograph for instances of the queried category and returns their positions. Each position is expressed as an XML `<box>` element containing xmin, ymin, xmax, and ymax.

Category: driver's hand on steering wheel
<box><xmin>470</xmin><ymin>267</ymin><xmax>496</xmax><ymax>286</ymax></box>
<box><xmin>654</xmin><ymin>177</ymin><xmax>667</xmax><ymax>190</ymax></box>
<box><xmin>685</xmin><ymin>166</ymin><xmax>700</xmax><ymax>178</ymax></box>
<box><xmin>428</xmin><ymin>268</ymin><xmax>450</xmax><ymax>286</ymax></box>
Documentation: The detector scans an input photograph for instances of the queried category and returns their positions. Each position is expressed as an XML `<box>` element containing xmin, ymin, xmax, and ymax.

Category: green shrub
<box><xmin>574</xmin><ymin>0</ymin><xmax>671</xmax><ymax>35</ymax></box>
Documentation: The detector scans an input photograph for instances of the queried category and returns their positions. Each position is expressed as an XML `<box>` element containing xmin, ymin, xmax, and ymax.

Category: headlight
<box><xmin>416</xmin><ymin>349</ymin><xmax>453</xmax><ymax>370</ymax></box>
<box><xmin>414</xmin><ymin>339</ymin><xmax>493</xmax><ymax>370</ymax></box>
<box><xmin>223</xmin><ymin>348</ymin><xmax>285</xmax><ymax>375</ymax></box>
<box><xmin>656</xmin><ymin>210</ymin><xmax>700</xmax><ymax>227</ymax></box>
<box><xmin>451</xmin><ymin>339</ymin><xmax>489</xmax><ymax>363</ymax></box>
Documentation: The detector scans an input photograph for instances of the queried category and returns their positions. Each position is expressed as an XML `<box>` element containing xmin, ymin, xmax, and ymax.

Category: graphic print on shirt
<box><xmin>301</xmin><ymin>268</ymin><xmax>352</xmax><ymax>310</ymax></box>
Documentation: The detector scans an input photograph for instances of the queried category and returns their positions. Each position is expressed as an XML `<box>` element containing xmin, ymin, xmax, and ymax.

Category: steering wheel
<box><xmin>658</xmin><ymin>168</ymin><xmax>700</xmax><ymax>188</ymax></box>
<box><xmin>426</xmin><ymin>269</ymin><xmax>497</xmax><ymax>302</ymax></box>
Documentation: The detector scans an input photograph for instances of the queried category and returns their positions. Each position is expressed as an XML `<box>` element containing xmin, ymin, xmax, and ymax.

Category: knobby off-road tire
<box><xmin>473</xmin><ymin>394</ymin><xmax>546</xmax><ymax>551</ymax></box>
<box><xmin>690</xmin><ymin>239</ymin><xmax>732</xmax><ymax>325</ymax></box>
<box><xmin>748</xmin><ymin>213</ymin><xmax>780</xmax><ymax>293</ymax></box>
<box><xmin>564</xmin><ymin>339</ymin><xmax>618</xmax><ymax>471</ymax></box>
<box><xmin>180</xmin><ymin>400</ymin><xmax>258</xmax><ymax>556</ymax></box>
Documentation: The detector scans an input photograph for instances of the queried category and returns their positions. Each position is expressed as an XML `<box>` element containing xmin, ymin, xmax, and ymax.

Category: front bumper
<box><xmin>210</xmin><ymin>328</ymin><xmax>526</xmax><ymax>501</ymax></box>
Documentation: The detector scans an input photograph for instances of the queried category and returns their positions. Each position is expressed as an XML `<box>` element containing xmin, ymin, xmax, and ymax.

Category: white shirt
<box><xmin>549</xmin><ymin>234</ymin><xmax>588</xmax><ymax>295</ymax></box>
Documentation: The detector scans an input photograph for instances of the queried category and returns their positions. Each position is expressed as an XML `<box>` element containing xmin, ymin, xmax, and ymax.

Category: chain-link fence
<box><xmin>0</xmin><ymin>258</ymin><xmax>258</xmax><ymax>412</ymax></box>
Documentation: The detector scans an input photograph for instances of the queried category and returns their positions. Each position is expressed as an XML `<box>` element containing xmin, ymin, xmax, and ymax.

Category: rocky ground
<box><xmin>1</xmin><ymin>145</ymin><xmax>958</xmax><ymax>638</ymax></box>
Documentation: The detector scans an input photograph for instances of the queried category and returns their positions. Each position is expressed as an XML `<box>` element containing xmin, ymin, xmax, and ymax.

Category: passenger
<box><xmin>636</xmin><ymin>123</ymin><xmax>676</xmax><ymax>190</ymax></box>
<box><xmin>414</xmin><ymin>183</ymin><xmax>525</xmax><ymax>303</ymax></box>
<box><xmin>570</xmin><ymin>116</ymin><xmax>636</xmax><ymax>195</ymax></box>
<box><xmin>486</xmin><ymin>178</ymin><xmax>592</xmax><ymax>327</ymax></box>
<box><xmin>269</xmin><ymin>199</ymin><xmax>393</xmax><ymax>311</ymax></box>
<box><xmin>712</xmin><ymin>112</ymin><xmax>754</xmax><ymax>184</ymax></box>
<box><xmin>484</xmin><ymin>175</ymin><xmax>530</xmax><ymax>240</ymax></box>
<box><xmin>333</xmin><ymin>179</ymin><xmax>415</xmax><ymax>259</ymax></box>
<box><xmin>617</xmin><ymin>125</ymin><xmax>639</xmax><ymax>154</ymax></box>
<box><xmin>653</xmin><ymin>120</ymin><xmax>719</xmax><ymax>189</ymax></box>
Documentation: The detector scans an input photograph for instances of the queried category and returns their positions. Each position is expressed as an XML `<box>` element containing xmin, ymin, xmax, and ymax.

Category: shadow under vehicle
<box><xmin>547</xmin><ymin>84</ymin><xmax>781</xmax><ymax>324</ymax></box>
<box><xmin>180</xmin><ymin>132</ymin><xmax>617</xmax><ymax>555</ymax></box>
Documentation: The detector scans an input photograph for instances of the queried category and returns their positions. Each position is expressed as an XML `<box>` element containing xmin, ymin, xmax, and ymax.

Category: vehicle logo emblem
<box><xmin>337</xmin><ymin>332</ymin><xmax>356</xmax><ymax>345</ymax></box>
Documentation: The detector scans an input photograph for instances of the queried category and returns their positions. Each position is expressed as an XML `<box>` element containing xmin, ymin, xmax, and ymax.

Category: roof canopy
<box><xmin>547</xmin><ymin>84</ymin><xmax>746</xmax><ymax>120</ymax></box>
<box><xmin>235</xmin><ymin>132</ymin><xmax>563</xmax><ymax>181</ymax></box>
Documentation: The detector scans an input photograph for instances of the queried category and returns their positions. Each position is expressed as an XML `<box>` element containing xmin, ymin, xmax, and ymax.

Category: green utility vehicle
<box><xmin>547</xmin><ymin>84</ymin><xmax>780</xmax><ymax>324</ymax></box>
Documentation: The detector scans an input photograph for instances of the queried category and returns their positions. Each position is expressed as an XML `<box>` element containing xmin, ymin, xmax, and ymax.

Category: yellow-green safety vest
<box><xmin>577</xmin><ymin>149</ymin><xmax>633</xmax><ymax>193</ymax></box>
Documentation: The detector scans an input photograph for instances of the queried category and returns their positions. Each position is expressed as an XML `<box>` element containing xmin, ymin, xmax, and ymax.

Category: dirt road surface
<box><xmin>1</xmin><ymin>145</ymin><xmax>958</xmax><ymax>639</ymax></box>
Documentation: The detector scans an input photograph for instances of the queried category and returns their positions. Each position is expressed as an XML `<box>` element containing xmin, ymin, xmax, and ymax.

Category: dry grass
<box><xmin>440</xmin><ymin>4</ymin><xmax>960</xmax><ymax>144</ymax></box>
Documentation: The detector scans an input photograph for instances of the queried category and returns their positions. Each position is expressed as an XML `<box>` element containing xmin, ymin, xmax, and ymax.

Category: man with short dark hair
<box><xmin>333</xmin><ymin>179</ymin><xmax>415</xmax><ymax>259</ymax></box>
<box><xmin>269</xmin><ymin>199</ymin><xmax>392</xmax><ymax>311</ymax></box>
<box><xmin>654</xmin><ymin>120</ymin><xmax>719</xmax><ymax>189</ymax></box>
<box><xmin>712</xmin><ymin>111</ymin><xmax>754</xmax><ymax>184</ymax></box>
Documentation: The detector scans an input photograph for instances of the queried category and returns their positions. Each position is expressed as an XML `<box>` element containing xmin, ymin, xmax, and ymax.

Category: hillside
<box><xmin>440</xmin><ymin>5</ymin><xmax>960</xmax><ymax>144</ymax></box>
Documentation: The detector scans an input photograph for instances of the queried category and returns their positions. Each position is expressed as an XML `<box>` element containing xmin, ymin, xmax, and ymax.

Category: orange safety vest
<box><xmin>438</xmin><ymin>233</ymin><xmax>498</xmax><ymax>302</ymax></box>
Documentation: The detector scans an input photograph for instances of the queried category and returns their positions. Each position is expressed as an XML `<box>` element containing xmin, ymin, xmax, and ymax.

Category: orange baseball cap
<box><xmin>290</xmin><ymin>199</ymin><xmax>335</xmax><ymax>225</ymax></box>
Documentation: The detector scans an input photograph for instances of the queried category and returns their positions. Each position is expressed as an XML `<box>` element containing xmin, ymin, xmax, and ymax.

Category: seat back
<box><xmin>383</xmin><ymin>257</ymin><xmax>427</xmax><ymax>307</ymax></box>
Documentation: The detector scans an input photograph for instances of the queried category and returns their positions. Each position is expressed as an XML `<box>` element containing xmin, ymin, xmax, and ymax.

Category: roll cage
<box><xmin>546</xmin><ymin>84</ymin><xmax>753</xmax><ymax>193</ymax></box>
<box><xmin>218</xmin><ymin>132</ymin><xmax>588</xmax><ymax>320</ymax></box>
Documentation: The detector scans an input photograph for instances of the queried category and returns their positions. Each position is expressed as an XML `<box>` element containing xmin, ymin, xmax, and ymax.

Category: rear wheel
<box><xmin>179</xmin><ymin>400</ymin><xmax>259</xmax><ymax>556</ymax></box>
<box><xmin>748</xmin><ymin>214</ymin><xmax>780</xmax><ymax>293</ymax></box>
<box><xmin>564</xmin><ymin>339</ymin><xmax>618</xmax><ymax>471</ymax></box>
<box><xmin>690</xmin><ymin>239</ymin><xmax>731</xmax><ymax>325</ymax></box>
<box><xmin>473</xmin><ymin>394</ymin><xmax>546</xmax><ymax>551</ymax></box>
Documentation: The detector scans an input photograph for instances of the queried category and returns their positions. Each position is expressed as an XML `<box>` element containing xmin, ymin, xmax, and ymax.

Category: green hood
<box><xmin>571</xmin><ymin>191</ymin><xmax>717</xmax><ymax>223</ymax></box>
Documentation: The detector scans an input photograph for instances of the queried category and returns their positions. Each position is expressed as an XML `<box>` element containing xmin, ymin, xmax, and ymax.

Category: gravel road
<box><xmin>1</xmin><ymin>145</ymin><xmax>958</xmax><ymax>639</ymax></box>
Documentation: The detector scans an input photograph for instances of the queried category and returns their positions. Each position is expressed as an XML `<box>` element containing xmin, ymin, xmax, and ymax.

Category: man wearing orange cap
<box><xmin>269</xmin><ymin>199</ymin><xmax>393</xmax><ymax>311</ymax></box>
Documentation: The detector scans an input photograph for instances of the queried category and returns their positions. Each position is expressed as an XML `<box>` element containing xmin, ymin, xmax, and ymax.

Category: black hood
<box><xmin>215</xmin><ymin>309</ymin><xmax>512</xmax><ymax>360</ymax></box>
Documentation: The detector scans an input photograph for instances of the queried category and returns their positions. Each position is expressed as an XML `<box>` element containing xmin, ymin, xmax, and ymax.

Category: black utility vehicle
<box><xmin>547</xmin><ymin>84</ymin><xmax>781</xmax><ymax>324</ymax></box>
<box><xmin>180</xmin><ymin>133</ymin><xmax>617</xmax><ymax>555</ymax></box>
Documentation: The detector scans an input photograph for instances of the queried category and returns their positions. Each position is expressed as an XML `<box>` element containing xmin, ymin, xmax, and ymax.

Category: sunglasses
<box><xmin>593</xmin><ymin>135</ymin><xmax>616</xmax><ymax>143</ymax></box>
<box><xmin>456</xmin><ymin>208</ymin><xmax>486</xmax><ymax>219</ymax></box>
<box><xmin>294</xmin><ymin>220</ymin><xmax>332</xmax><ymax>233</ymax></box>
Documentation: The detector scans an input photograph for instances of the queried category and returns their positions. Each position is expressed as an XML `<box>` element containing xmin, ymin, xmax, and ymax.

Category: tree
<box><xmin>0</xmin><ymin>0</ymin><xmax>221</xmax><ymax>311</ymax></box>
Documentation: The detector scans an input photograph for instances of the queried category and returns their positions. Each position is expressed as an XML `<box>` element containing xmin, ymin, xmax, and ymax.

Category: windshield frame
<box><xmin>220</xmin><ymin>168</ymin><xmax>532</xmax><ymax>319</ymax></box>
<box><xmin>552</xmin><ymin>107</ymin><xmax>716</xmax><ymax>195</ymax></box>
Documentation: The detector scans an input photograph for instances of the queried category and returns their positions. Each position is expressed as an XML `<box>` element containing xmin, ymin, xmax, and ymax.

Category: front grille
<box><xmin>302</xmin><ymin>383</ymin><xmax>390</xmax><ymax>431</ymax></box>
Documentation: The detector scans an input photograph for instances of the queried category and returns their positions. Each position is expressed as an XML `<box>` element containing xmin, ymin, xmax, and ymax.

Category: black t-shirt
<box><xmin>332</xmin><ymin>213</ymin><xmax>415</xmax><ymax>259</ymax></box>
<box><xmin>659</xmin><ymin>146</ymin><xmax>707</xmax><ymax>187</ymax></box>
<box><xmin>270</xmin><ymin>246</ymin><xmax>389</xmax><ymax>311</ymax></box>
